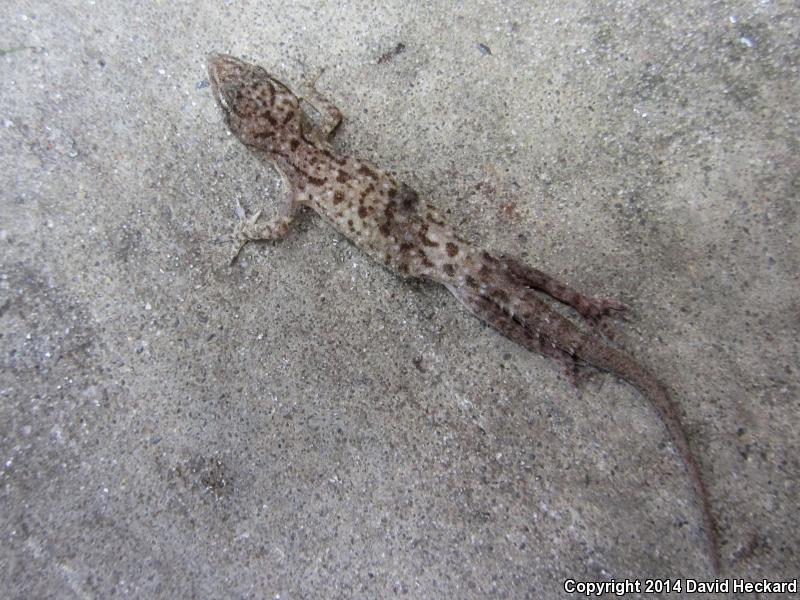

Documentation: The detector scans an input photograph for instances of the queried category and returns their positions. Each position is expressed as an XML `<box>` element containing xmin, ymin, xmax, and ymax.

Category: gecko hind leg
<box><xmin>445</xmin><ymin>283</ymin><xmax>580</xmax><ymax>382</ymax></box>
<box><xmin>299</xmin><ymin>68</ymin><xmax>343</xmax><ymax>142</ymax></box>
<box><xmin>501</xmin><ymin>255</ymin><xmax>627</xmax><ymax>327</ymax></box>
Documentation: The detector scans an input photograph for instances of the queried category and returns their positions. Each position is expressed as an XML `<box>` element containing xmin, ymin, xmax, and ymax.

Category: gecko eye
<box><xmin>214</xmin><ymin>83</ymin><xmax>234</xmax><ymax>113</ymax></box>
<box><xmin>217</xmin><ymin>83</ymin><xmax>252</xmax><ymax>118</ymax></box>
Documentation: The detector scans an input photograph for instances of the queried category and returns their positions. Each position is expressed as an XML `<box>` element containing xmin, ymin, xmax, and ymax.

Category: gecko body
<box><xmin>207</xmin><ymin>53</ymin><xmax>720</xmax><ymax>572</ymax></box>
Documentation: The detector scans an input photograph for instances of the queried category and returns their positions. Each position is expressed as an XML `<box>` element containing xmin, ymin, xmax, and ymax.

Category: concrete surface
<box><xmin>1</xmin><ymin>1</ymin><xmax>798</xmax><ymax>597</ymax></box>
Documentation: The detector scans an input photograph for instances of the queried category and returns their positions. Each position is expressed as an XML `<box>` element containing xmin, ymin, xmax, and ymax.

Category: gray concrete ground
<box><xmin>1</xmin><ymin>1</ymin><xmax>798</xmax><ymax>598</ymax></box>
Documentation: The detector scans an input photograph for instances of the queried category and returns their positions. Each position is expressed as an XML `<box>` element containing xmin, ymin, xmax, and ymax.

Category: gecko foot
<box><xmin>304</xmin><ymin>67</ymin><xmax>326</xmax><ymax>91</ymax></box>
<box><xmin>226</xmin><ymin>204</ymin><xmax>263</xmax><ymax>263</ymax></box>
<box><xmin>227</xmin><ymin>200</ymin><xmax>296</xmax><ymax>264</ymax></box>
<box><xmin>577</xmin><ymin>296</ymin><xmax>627</xmax><ymax>322</ymax></box>
<box><xmin>577</xmin><ymin>297</ymin><xmax>628</xmax><ymax>339</ymax></box>
<box><xmin>500</xmin><ymin>255</ymin><xmax>627</xmax><ymax>329</ymax></box>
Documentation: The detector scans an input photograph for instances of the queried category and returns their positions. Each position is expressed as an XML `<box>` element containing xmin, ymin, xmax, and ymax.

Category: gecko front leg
<box><xmin>299</xmin><ymin>69</ymin><xmax>343</xmax><ymax>143</ymax></box>
<box><xmin>230</xmin><ymin>206</ymin><xmax>297</xmax><ymax>262</ymax></box>
<box><xmin>228</xmin><ymin>163</ymin><xmax>300</xmax><ymax>263</ymax></box>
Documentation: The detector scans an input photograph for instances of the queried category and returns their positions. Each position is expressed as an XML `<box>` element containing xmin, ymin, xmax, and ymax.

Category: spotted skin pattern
<box><xmin>207</xmin><ymin>53</ymin><xmax>720</xmax><ymax>573</ymax></box>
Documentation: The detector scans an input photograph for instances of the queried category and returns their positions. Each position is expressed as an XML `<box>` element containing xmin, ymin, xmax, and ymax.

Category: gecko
<box><xmin>206</xmin><ymin>53</ymin><xmax>721</xmax><ymax>573</ymax></box>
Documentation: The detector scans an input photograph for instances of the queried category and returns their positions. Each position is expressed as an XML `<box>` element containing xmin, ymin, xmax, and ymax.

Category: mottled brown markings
<box><xmin>384</xmin><ymin>200</ymin><xmax>396</xmax><ymax>225</ymax></box>
<box><xmin>443</xmin><ymin>264</ymin><xmax>456</xmax><ymax>276</ymax></box>
<box><xmin>399</xmin><ymin>242</ymin><xmax>413</xmax><ymax>253</ymax></box>
<box><xmin>289</xmin><ymin>138</ymin><xmax>300</xmax><ymax>151</ymax></box>
<box><xmin>336</xmin><ymin>170</ymin><xmax>350</xmax><ymax>184</ymax></box>
<box><xmin>357</xmin><ymin>164</ymin><xmax>380</xmax><ymax>180</ymax></box>
<box><xmin>427</xmin><ymin>212</ymin><xmax>446</xmax><ymax>226</ymax></box>
<box><xmin>263</xmin><ymin>81</ymin><xmax>275</xmax><ymax>104</ymax></box>
<box><xmin>416</xmin><ymin>248</ymin><xmax>434</xmax><ymax>268</ymax></box>
<box><xmin>420</xmin><ymin>236</ymin><xmax>438</xmax><ymax>247</ymax></box>
<box><xmin>398</xmin><ymin>184</ymin><xmax>419</xmax><ymax>211</ymax></box>
<box><xmin>465</xmin><ymin>275</ymin><xmax>479</xmax><ymax>288</ymax></box>
<box><xmin>347</xmin><ymin>219</ymin><xmax>354</xmax><ymax>229</ymax></box>
<box><xmin>292</xmin><ymin>165</ymin><xmax>312</xmax><ymax>180</ymax></box>
<box><xmin>265</xmin><ymin>112</ymin><xmax>277</xmax><ymax>127</ymax></box>
<box><xmin>358</xmin><ymin>206</ymin><xmax>368</xmax><ymax>219</ymax></box>
<box><xmin>418</xmin><ymin>222</ymin><xmax>438</xmax><ymax>247</ymax></box>
<box><xmin>360</xmin><ymin>184</ymin><xmax>375</xmax><ymax>201</ymax></box>
<box><xmin>333</xmin><ymin>191</ymin><xmax>345</xmax><ymax>205</ymax></box>
<box><xmin>491</xmin><ymin>288</ymin><xmax>509</xmax><ymax>303</ymax></box>
<box><xmin>307</xmin><ymin>175</ymin><xmax>326</xmax><ymax>186</ymax></box>
<box><xmin>379</xmin><ymin>223</ymin><xmax>392</xmax><ymax>237</ymax></box>
<box><xmin>387</xmin><ymin>187</ymin><xmax>397</xmax><ymax>199</ymax></box>
<box><xmin>445</xmin><ymin>242</ymin><xmax>459</xmax><ymax>257</ymax></box>
<box><xmin>271</xmin><ymin>149</ymin><xmax>295</xmax><ymax>166</ymax></box>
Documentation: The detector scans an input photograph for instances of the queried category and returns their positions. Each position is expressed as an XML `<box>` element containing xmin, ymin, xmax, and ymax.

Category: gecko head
<box><xmin>206</xmin><ymin>53</ymin><xmax>301</xmax><ymax>148</ymax></box>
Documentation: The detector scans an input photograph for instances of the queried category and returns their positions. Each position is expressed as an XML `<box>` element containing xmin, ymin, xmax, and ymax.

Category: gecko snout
<box><xmin>207</xmin><ymin>53</ymin><xmax>249</xmax><ymax>92</ymax></box>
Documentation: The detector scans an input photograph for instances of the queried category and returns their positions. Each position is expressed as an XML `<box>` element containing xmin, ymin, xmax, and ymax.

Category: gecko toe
<box><xmin>227</xmin><ymin>215</ymin><xmax>257</xmax><ymax>265</ymax></box>
<box><xmin>580</xmin><ymin>298</ymin><xmax>630</xmax><ymax>341</ymax></box>
<box><xmin>578</xmin><ymin>296</ymin><xmax>629</xmax><ymax>324</ymax></box>
<box><xmin>229</xmin><ymin>237</ymin><xmax>247</xmax><ymax>264</ymax></box>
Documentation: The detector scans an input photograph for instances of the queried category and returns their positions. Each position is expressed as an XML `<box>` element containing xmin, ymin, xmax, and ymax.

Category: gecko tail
<box><xmin>579</xmin><ymin>340</ymin><xmax>722</xmax><ymax>574</ymax></box>
<box><xmin>447</xmin><ymin>251</ymin><xmax>721</xmax><ymax>574</ymax></box>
